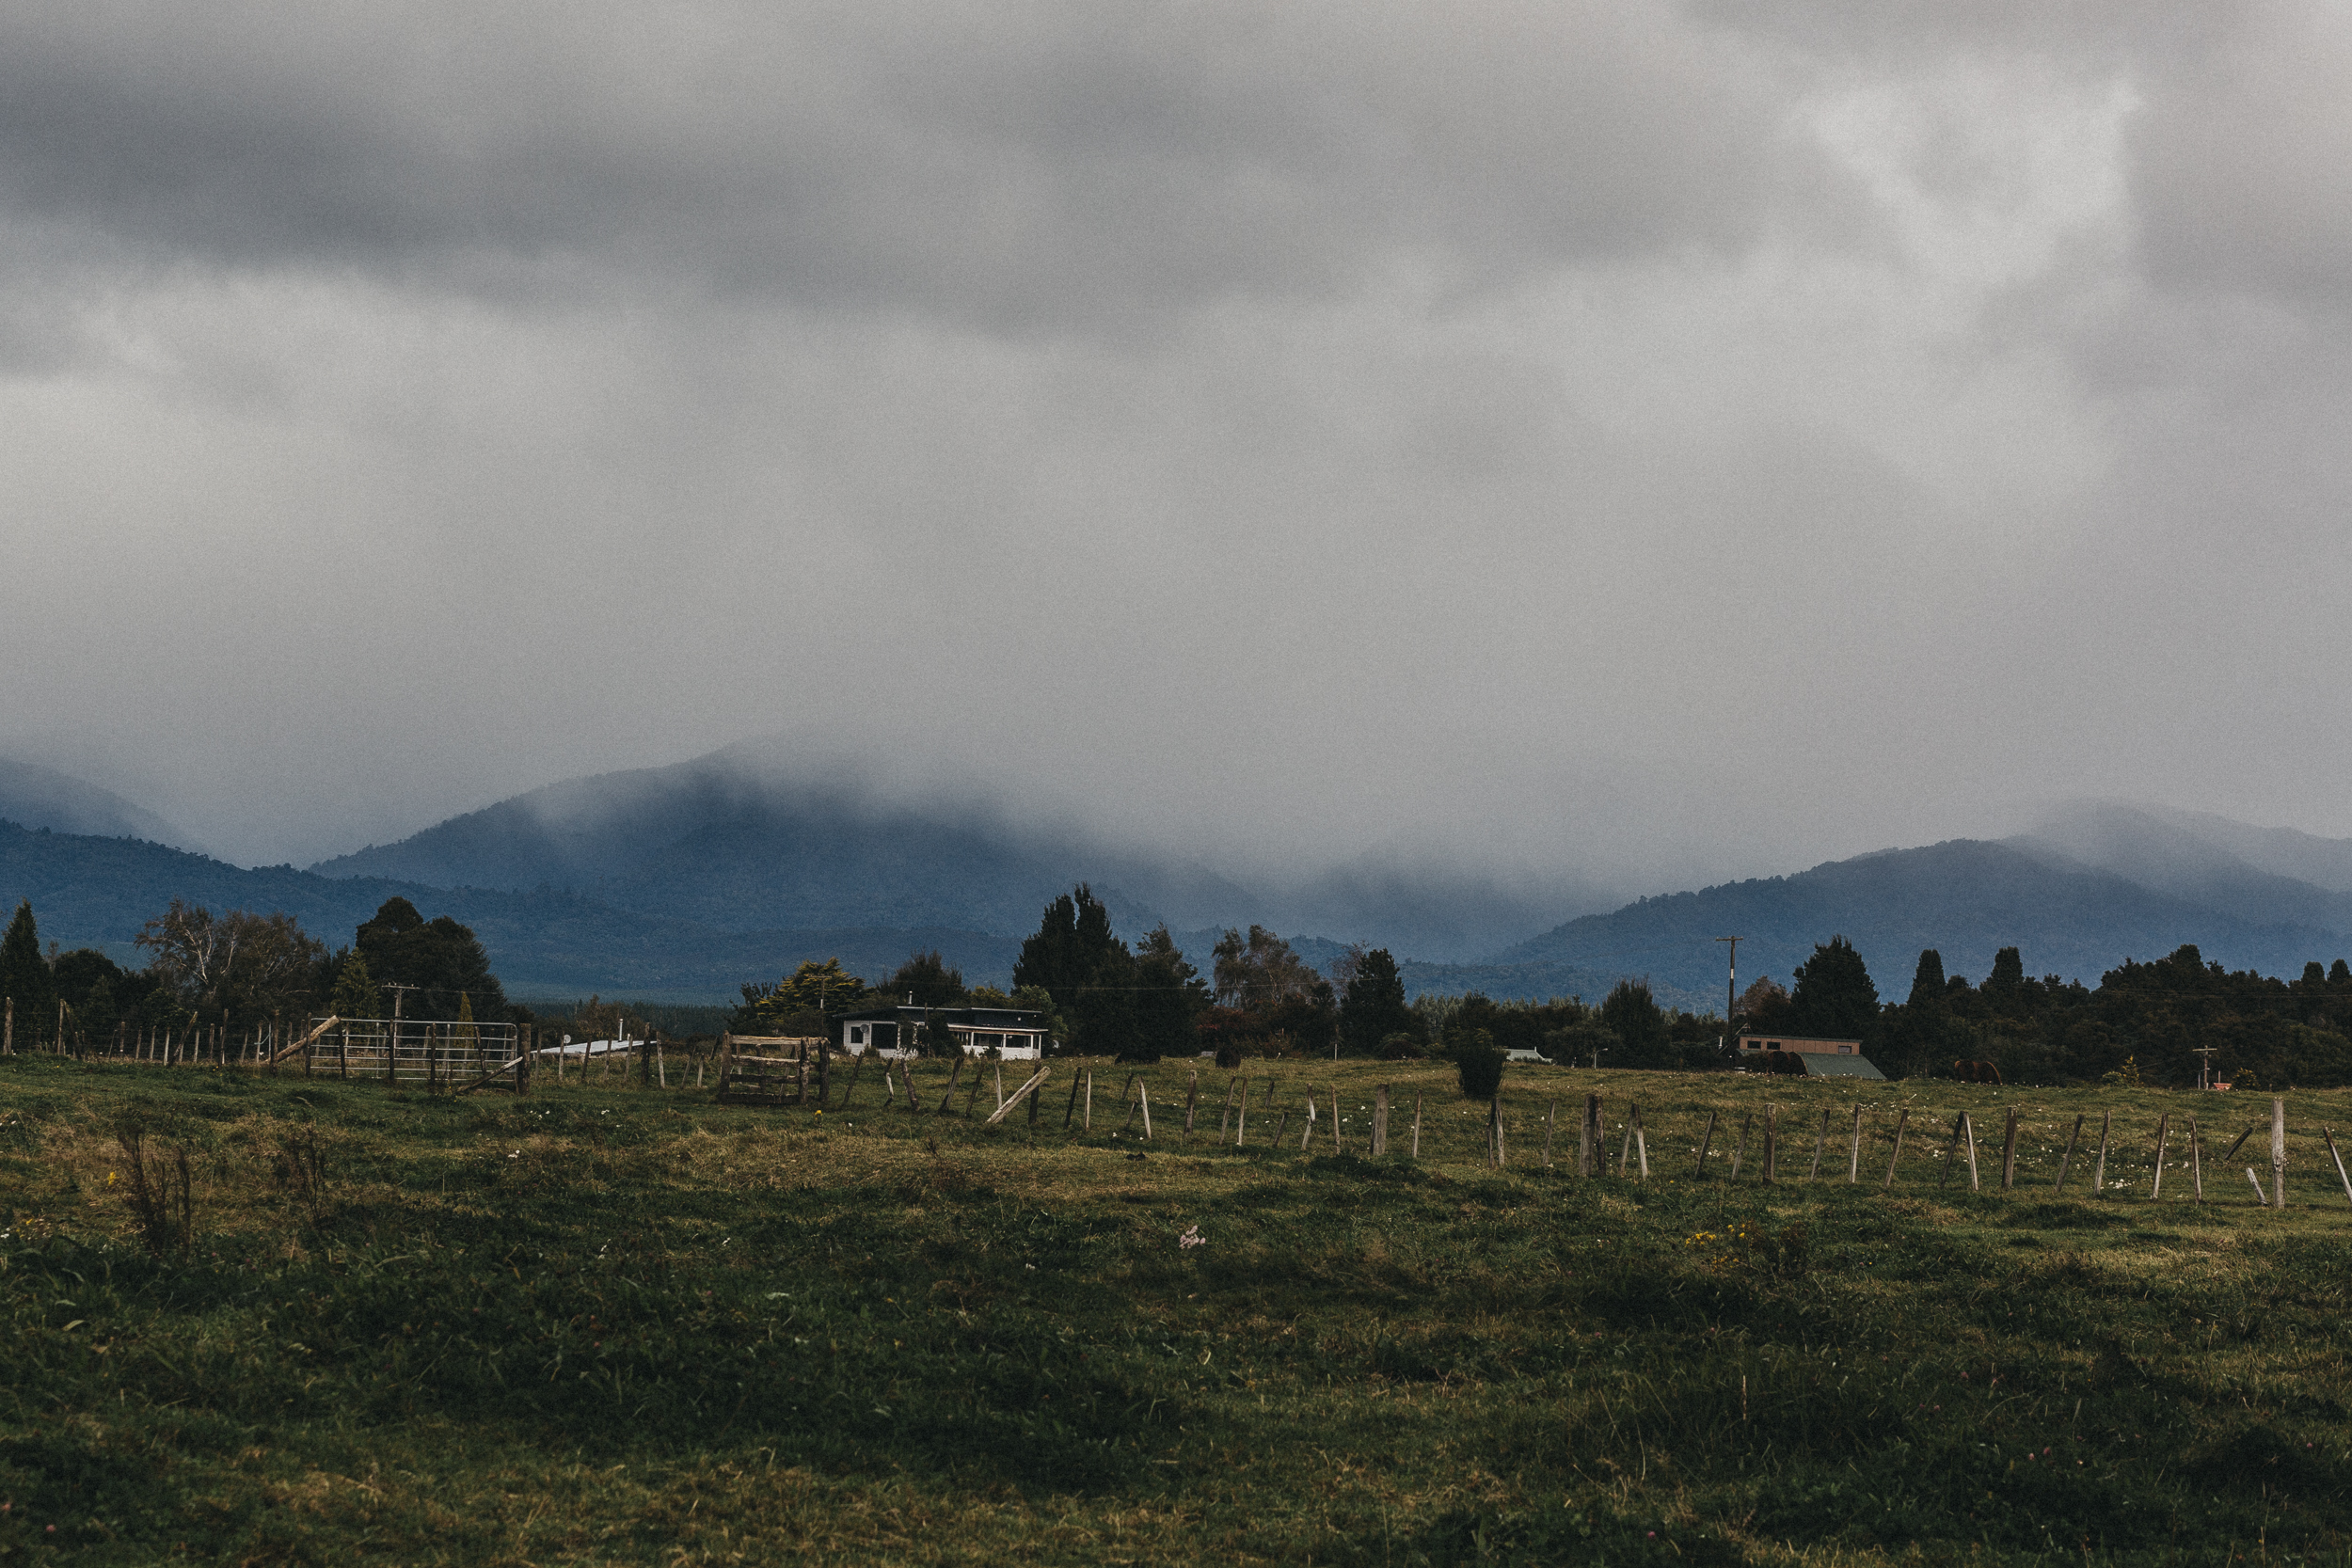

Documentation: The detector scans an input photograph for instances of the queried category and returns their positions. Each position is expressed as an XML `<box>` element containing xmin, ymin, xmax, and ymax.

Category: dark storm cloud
<box><xmin>0</xmin><ymin>3</ymin><xmax>1792</xmax><ymax>328</ymax></box>
<box><xmin>1</xmin><ymin>1</ymin><xmax>2349</xmax><ymax>896</ymax></box>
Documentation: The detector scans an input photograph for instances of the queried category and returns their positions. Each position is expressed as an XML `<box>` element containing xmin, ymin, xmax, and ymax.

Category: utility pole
<box><xmin>1715</xmin><ymin>936</ymin><xmax>1744</xmax><ymax>1053</ymax></box>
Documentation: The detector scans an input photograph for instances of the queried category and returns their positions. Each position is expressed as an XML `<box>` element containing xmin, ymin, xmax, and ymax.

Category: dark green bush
<box><xmin>1452</xmin><ymin>1027</ymin><xmax>1504</xmax><ymax>1097</ymax></box>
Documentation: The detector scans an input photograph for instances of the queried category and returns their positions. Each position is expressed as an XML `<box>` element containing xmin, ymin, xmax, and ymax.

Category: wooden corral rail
<box><xmin>715</xmin><ymin>1033</ymin><xmax>829</xmax><ymax>1106</ymax></box>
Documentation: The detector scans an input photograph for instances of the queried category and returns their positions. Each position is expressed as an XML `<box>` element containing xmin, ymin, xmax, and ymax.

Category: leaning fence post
<box><xmin>1848</xmin><ymin>1105</ymin><xmax>1864</xmax><ymax>1183</ymax></box>
<box><xmin>937</xmin><ymin>1054</ymin><xmax>964</xmax><ymax>1116</ymax></box>
<box><xmin>1329</xmin><ymin>1083</ymin><xmax>1343</xmax><ymax>1153</ymax></box>
<box><xmin>1119</xmin><ymin>1072</ymin><xmax>1143</xmax><ymax>1133</ymax></box>
<box><xmin>1217</xmin><ymin>1076</ymin><xmax>1238</xmax><ymax>1138</ymax></box>
<box><xmin>1882</xmin><ymin>1108</ymin><xmax>1910</xmax><ymax>1190</ymax></box>
<box><xmin>2091</xmin><ymin>1111</ymin><xmax>2112</xmax><ymax>1196</ymax></box>
<box><xmin>2187</xmin><ymin>1114</ymin><xmax>2201</xmax><ymax>1198</ymax></box>
<box><xmin>1694</xmin><ymin>1110</ymin><xmax>1718</xmax><ymax>1179</ymax></box>
<box><xmin>1233</xmin><ymin>1078</ymin><xmax>1247</xmax><ymax>1146</ymax></box>
<box><xmin>2000</xmin><ymin>1108</ymin><xmax>2019</xmax><ymax>1191</ymax></box>
<box><xmin>1762</xmin><ymin>1105</ymin><xmax>1776</xmax><ymax>1185</ymax></box>
<box><xmin>1542</xmin><ymin>1098</ymin><xmax>1557</xmax><ymax>1167</ymax></box>
<box><xmin>2271</xmin><ymin>1097</ymin><xmax>2288</xmax><ymax>1210</ymax></box>
<box><xmin>2246</xmin><ymin>1166</ymin><xmax>2268</xmax><ymax>1204</ymax></box>
<box><xmin>1963</xmin><ymin>1112</ymin><xmax>1980</xmax><ymax>1191</ymax></box>
<box><xmin>1065</xmin><ymin>1066</ymin><xmax>1083</xmax><ymax>1129</ymax></box>
<box><xmin>1411</xmin><ymin>1091</ymin><xmax>1422</xmax><ymax>1158</ymax></box>
<box><xmin>2150</xmin><ymin>1113</ymin><xmax>2171</xmax><ymax>1200</ymax></box>
<box><xmin>2055</xmin><ymin>1114</ymin><xmax>2084</xmax><ymax>1193</ymax></box>
<box><xmin>1084</xmin><ymin>1069</ymin><xmax>1093</xmax><ymax>1132</ymax></box>
<box><xmin>2324</xmin><ymin>1128</ymin><xmax>2352</xmax><ymax>1212</ymax></box>
<box><xmin>1185</xmin><ymin>1071</ymin><xmax>1200</xmax><ymax>1137</ymax></box>
<box><xmin>1617</xmin><ymin>1107</ymin><xmax>1636</xmax><ymax>1177</ymax></box>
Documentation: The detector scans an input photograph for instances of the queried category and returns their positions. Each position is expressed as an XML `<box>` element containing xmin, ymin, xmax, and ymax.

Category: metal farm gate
<box><xmin>300</xmin><ymin>1017</ymin><xmax>526</xmax><ymax>1091</ymax></box>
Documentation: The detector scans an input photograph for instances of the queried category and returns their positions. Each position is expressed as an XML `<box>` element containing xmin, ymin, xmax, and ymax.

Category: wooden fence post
<box><xmin>2090</xmin><ymin>1111</ymin><xmax>2112</xmax><ymax>1196</ymax></box>
<box><xmin>1233</xmin><ymin>1078</ymin><xmax>1247</xmax><ymax>1146</ymax></box>
<box><xmin>1808</xmin><ymin>1109</ymin><xmax>1830</xmax><ymax>1182</ymax></box>
<box><xmin>1411</xmin><ymin>1091</ymin><xmax>1422</xmax><ymax>1157</ymax></box>
<box><xmin>1063</xmin><ymin>1065</ymin><xmax>1082</xmax><ymax>1129</ymax></box>
<box><xmin>2150</xmin><ymin>1113</ymin><xmax>2171</xmax><ymax>1200</ymax></box>
<box><xmin>2000</xmin><ymin>1108</ymin><xmax>2019</xmax><ymax>1191</ymax></box>
<box><xmin>1848</xmin><ymin>1105</ymin><xmax>1864</xmax><ymax>1183</ymax></box>
<box><xmin>1119</xmin><ymin>1072</ymin><xmax>1143</xmax><ymax>1133</ymax></box>
<box><xmin>1882</xmin><ymin>1108</ymin><xmax>1910</xmax><ymax>1191</ymax></box>
<box><xmin>1328</xmin><ymin>1083</ymin><xmax>1343</xmax><ymax>1153</ymax></box>
<box><xmin>1581</xmin><ymin>1094</ymin><xmax>1603</xmax><ymax>1177</ymax></box>
<box><xmin>1963</xmin><ymin>1112</ymin><xmax>1980</xmax><ymax>1191</ymax></box>
<box><xmin>840</xmin><ymin>1051</ymin><xmax>863</xmax><ymax>1110</ymax></box>
<box><xmin>2323</xmin><ymin>1128</ymin><xmax>2352</xmax><ymax>1212</ymax></box>
<box><xmin>1729</xmin><ymin>1115</ymin><xmax>1751</xmax><ymax>1180</ymax></box>
<box><xmin>1762</xmin><ymin>1105</ymin><xmax>1776</xmax><ymax>1185</ymax></box>
<box><xmin>938</xmin><ymin>1055</ymin><xmax>964</xmax><ymax>1117</ymax></box>
<box><xmin>1488</xmin><ymin>1096</ymin><xmax>1504</xmax><ymax>1169</ymax></box>
<box><xmin>2246</xmin><ymin>1166</ymin><xmax>2268</xmax><ymax>1204</ymax></box>
<box><xmin>2271</xmin><ymin>1097</ymin><xmax>2288</xmax><ymax>1210</ymax></box>
<box><xmin>1140</xmin><ymin>1081</ymin><xmax>1153</xmax><ymax>1139</ymax></box>
<box><xmin>1084</xmin><ymin>1069</ymin><xmax>1094</xmax><ymax>1132</ymax></box>
<box><xmin>1217</xmin><ymin>1076</ymin><xmax>1238</xmax><ymax>1138</ymax></box>
<box><xmin>2188</xmin><ymin>1114</ymin><xmax>2201</xmax><ymax>1198</ymax></box>
<box><xmin>1694</xmin><ymin>1110</ymin><xmax>1718</xmax><ymax>1179</ymax></box>
<box><xmin>1374</xmin><ymin>1085</ymin><xmax>1390</xmax><ymax>1157</ymax></box>
<box><xmin>2055</xmin><ymin>1115</ymin><xmax>2084</xmax><ymax>1193</ymax></box>
<box><xmin>983</xmin><ymin>1067</ymin><xmax>1051</xmax><ymax>1127</ymax></box>
<box><xmin>1185</xmin><ymin>1071</ymin><xmax>1200</xmax><ymax>1137</ymax></box>
<box><xmin>1542</xmin><ymin>1098</ymin><xmax>1557</xmax><ymax>1168</ymax></box>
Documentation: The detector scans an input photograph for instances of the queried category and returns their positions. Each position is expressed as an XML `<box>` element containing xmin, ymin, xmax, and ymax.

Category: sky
<box><xmin>3</xmin><ymin>1</ymin><xmax>2349</xmax><ymax>901</ymax></box>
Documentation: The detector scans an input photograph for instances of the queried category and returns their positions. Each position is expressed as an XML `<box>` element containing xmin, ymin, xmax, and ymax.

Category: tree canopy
<box><xmin>354</xmin><ymin>897</ymin><xmax>508</xmax><ymax>1021</ymax></box>
<box><xmin>1338</xmin><ymin>948</ymin><xmax>1416</xmax><ymax>1055</ymax></box>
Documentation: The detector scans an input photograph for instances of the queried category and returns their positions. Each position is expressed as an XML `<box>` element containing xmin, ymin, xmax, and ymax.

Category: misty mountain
<box><xmin>1442</xmin><ymin>837</ymin><xmax>2351</xmax><ymax>1008</ymax></box>
<box><xmin>0</xmin><ymin>758</ymin><xmax>190</xmax><ymax>847</ymax></box>
<box><xmin>2010</xmin><ymin>800</ymin><xmax>2352</xmax><ymax>931</ymax></box>
<box><xmin>307</xmin><ymin>744</ymin><xmax>1580</xmax><ymax>960</ymax></box>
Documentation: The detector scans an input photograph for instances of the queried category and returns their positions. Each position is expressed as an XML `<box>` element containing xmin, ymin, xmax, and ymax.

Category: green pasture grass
<box><xmin>4</xmin><ymin>1053</ymin><xmax>2352</xmax><ymax>1564</ymax></box>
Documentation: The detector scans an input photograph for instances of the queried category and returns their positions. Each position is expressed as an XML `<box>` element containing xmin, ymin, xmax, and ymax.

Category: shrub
<box><xmin>1453</xmin><ymin>1028</ymin><xmax>1504</xmax><ymax>1098</ymax></box>
<box><xmin>116</xmin><ymin>1123</ymin><xmax>195</xmax><ymax>1259</ymax></box>
<box><xmin>1378</xmin><ymin>1031</ymin><xmax>1423</xmax><ymax>1061</ymax></box>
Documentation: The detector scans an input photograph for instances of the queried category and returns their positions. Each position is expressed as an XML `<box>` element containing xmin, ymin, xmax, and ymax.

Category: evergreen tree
<box><xmin>1985</xmin><ymin>945</ymin><xmax>2026</xmax><ymax>1000</ymax></box>
<box><xmin>884</xmin><ymin>950</ymin><xmax>966</xmax><ymax>1007</ymax></box>
<box><xmin>1012</xmin><ymin>884</ymin><xmax>1123</xmax><ymax>1009</ymax></box>
<box><xmin>0</xmin><ymin>900</ymin><xmax>51</xmax><ymax>1020</ymax></box>
<box><xmin>1788</xmin><ymin>935</ymin><xmax>1880</xmax><ymax>1039</ymax></box>
<box><xmin>355</xmin><ymin>897</ymin><xmax>508</xmax><ymax>1019</ymax></box>
<box><xmin>1123</xmin><ymin>926</ymin><xmax>1209</xmax><ymax>1061</ymax></box>
<box><xmin>1908</xmin><ymin>949</ymin><xmax>1947</xmax><ymax>1010</ymax></box>
<box><xmin>327</xmin><ymin>950</ymin><xmax>384</xmax><ymax>1021</ymax></box>
<box><xmin>1338</xmin><ymin>948</ymin><xmax>1416</xmax><ymax>1055</ymax></box>
<box><xmin>1599</xmin><ymin>978</ymin><xmax>1671</xmax><ymax>1067</ymax></box>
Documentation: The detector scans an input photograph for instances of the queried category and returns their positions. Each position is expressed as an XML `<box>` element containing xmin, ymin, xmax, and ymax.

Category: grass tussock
<box><xmin>3</xmin><ymin>1055</ymin><xmax>2352</xmax><ymax>1563</ymax></box>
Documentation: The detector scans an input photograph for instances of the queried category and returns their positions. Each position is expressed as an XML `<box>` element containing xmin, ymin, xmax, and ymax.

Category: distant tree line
<box><xmin>0</xmin><ymin>895</ymin><xmax>522</xmax><ymax>1048</ymax></box>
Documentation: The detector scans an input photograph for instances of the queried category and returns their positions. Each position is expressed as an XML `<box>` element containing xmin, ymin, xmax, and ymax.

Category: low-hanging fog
<box><xmin>3</xmin><ymin>2</ymin><xmax>2349</xmax><ymax>908</ymax></box>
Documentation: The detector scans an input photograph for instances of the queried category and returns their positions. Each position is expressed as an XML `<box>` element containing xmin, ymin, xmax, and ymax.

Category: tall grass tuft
<box><xmin>115</xmin><ymin>1122</ymin><xmax>196</xmax><ymax>1259</ymax></box>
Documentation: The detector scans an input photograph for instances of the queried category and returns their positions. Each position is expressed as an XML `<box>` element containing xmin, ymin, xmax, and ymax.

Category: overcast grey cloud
<box><xmin>1</xmin><ymin>2</ymin><xmax>2347</xmax><ymax>909</ymax></box>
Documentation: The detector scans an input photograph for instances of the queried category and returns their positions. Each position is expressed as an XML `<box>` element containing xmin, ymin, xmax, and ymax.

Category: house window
<box><xmin>1837</xmin><ymin>1043</ymin><xmax>1852</xmax><ymax>1053</ymax></box>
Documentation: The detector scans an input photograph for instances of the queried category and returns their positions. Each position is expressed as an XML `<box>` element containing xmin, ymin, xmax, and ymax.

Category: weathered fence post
<box><xmin>1618</xmin><ymin>1107</ymin><xmax>1637</xmax><ymax>1177</ymax></box>
<box><xmin>1729</xmin><ymin>1115</ymin><xmax>1752</xmax><ymax>1180</ymax></box>
<box><xmin>1848</xmin><ymin>1105</ymin><xmax>1864</xmax><ymax>1183</ymax></box>
<box><xmin>1083</xmin><ymin>1069</ymin><xmax>1094</xmax><ymax>1130</ymax></box>
<box><xmin>1328</xmin><ymin>1083</ymin><xmax>1343</xmax><ymax>1153</ymax></box>
<box><xmin>1374</xmin><ymin>1085</ymin><xmax>1390</xmax><ymax>1157</ymax></box>
<box><xmin>1063</xmin><ymin>1065</ymin><xmax>1082</xmax><ymax>1129</ymax></box>
<box><xmin>1882</xmin><ymin>1108</ymin><xmax>1910</xmax><ymax>1190</ymax></box>
<box><xmin>1808</xmin><ymin>1108</ymin><xmax>1830</xmax><ymax>1182</ymax></box>
<box><xmin>938</xmin><ymin>1055</ymin><xmax>964</xmax><ymax>1117</ymax></box>
<box><xmin>1581</xmin><ymin>1094</ymin><xmax>1603</xmax><ymax>1177</ymax></box>
<box><xmin>1217</xmin><ymin>1076</ymin><xmax>1238</xmax><ymax>1138</ymax></box>
<box><xmin>2001</xmin><ymin>1107</ymin><xmax>2020</xmax><ymax>1191</ymax></box>
<box><xmin>2323</xmin><ymin>1128</ymin><xmax>2352</xmax><ymax>1212</ymax></box>
<box><xmin>2150</xmin><ymin>1114</ymin><xmax>2171</xmax><ymax>1200</ymax></box>
<box><xmin>1633</xmin><ymin>1105</ymin><xmax>1649</xmax><ymax>1179</ymax></box>
<box><xmin>1542</xmin><ymin>1098</ymin><xmax>1557</xmax><ymax>1167</ymax></box>
<box><xmin>2091</xmin><ymin>1111</ymin><xmax>2112</xmax><ymax>1196</ymax></box>
<box><xmin>2055</xmin><ymin>1114</ymin><xmax>2084</xmax><ymax>1193</ymax></box>
<box><xmin>1762</xmin><ymin>1105</ymin><xmax>1776</xmax><ymax>1185</ymax></box>
<box><xmin>1411</xmin><ymin>1091</ymin><xmax>1422</xmax><ymax>1157</ymax></box>
<box><xmin>2188</xmin><ymin>1114</ymin><xmax>2201</xmax><ymax>1198</ymax></box>
<box><xmin>1963</xmin><ymin>1112</ymin><xmax>1980</xmax><ymax>1191</ymax></box>
<box><xmin>1488</xmin><ymin>1096</ymin><xmax>1505</xmax><ymax>1169</ymax></box>
<box><xmin>1184</xmin><ymin>1070</ymin><xmax>1199</xmax><ymax>1137</ymax></box>
<box><xmin>2271</xmin><ymin>1097</ymin><xmax>2288</xmax><ymax>1210</ymax></box>
<box><xmin>1694</xmin><ymin>1110</ymin><xmax>1718</xmax><ymax>1179</ymax></box>
<box><xmin>2246</xmin><ymin>1166</ymin><xmax>2268</xmax><ymax>1204</ymax></box>
<box><xmin>1233</xmin><ymin>1077</ymin><xmax>1247</xmax><ymax>1146</ymax></box>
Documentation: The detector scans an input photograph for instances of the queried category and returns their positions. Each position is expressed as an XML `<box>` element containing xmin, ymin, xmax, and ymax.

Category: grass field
<box><xmin>5</xmin><ymin>1053</ymin><xmax>2352</xmax><ymax>1565</ymax></box>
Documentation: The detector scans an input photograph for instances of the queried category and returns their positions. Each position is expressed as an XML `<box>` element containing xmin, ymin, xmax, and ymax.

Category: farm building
<box><xmin>1737</xmin><ymin>1032</ymin><xmax>1883</xmax><ymax>1078</ymax></box>
<box><xmin>835</xmin><ymin>1005</ymin><xmax>1052</xmax><ymax>1061</ymax></box>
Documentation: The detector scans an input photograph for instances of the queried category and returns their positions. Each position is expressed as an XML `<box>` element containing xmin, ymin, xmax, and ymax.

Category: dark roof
<box><xmin>834</xmin><ymin>1006</ymin><xmax>1048</xmax><ymax>1029</ymax></box>
<box><xmin>1801</xmin><ymin>1053</ymin><xmax>1884</xmax><ymax>1078</ymax></box>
